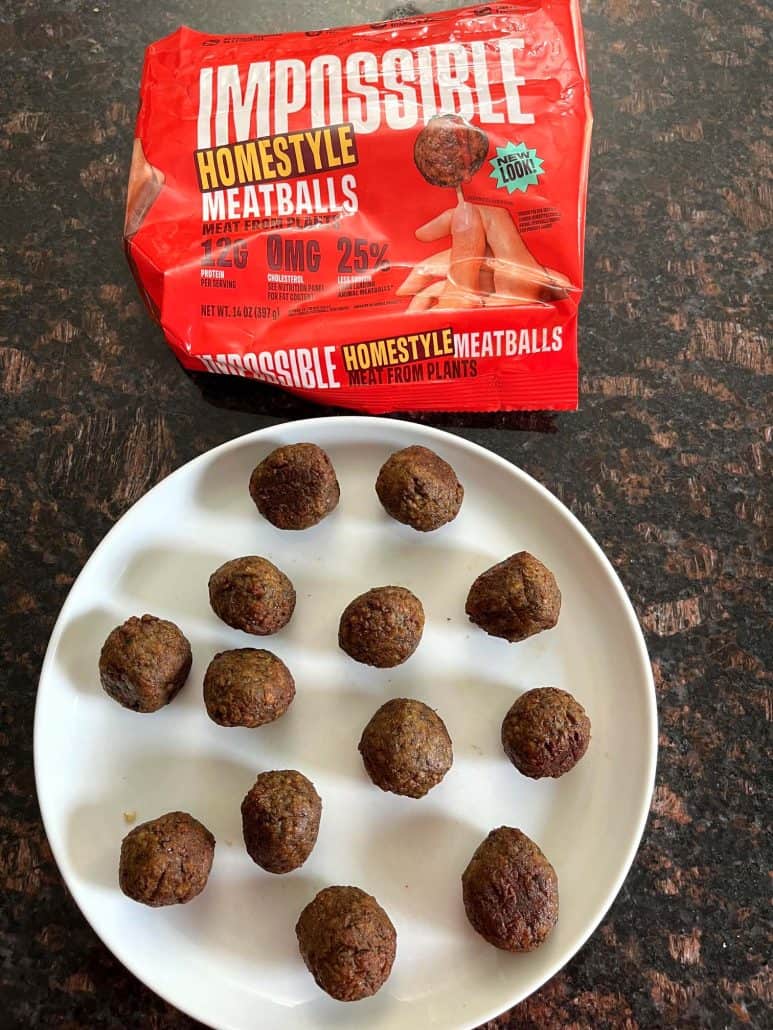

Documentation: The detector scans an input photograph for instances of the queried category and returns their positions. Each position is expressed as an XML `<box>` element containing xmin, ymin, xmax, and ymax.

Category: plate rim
<box><xmin>34</xmin><ymin>414</ymin><xmax>658</xmax><ymax>1030</ymax></box>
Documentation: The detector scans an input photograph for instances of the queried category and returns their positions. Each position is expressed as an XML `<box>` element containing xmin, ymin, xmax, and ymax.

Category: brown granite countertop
<box><xmin>0</xmin><ymin>1</ymin><xmax>770</xmax><ymax>1027</ymax></box>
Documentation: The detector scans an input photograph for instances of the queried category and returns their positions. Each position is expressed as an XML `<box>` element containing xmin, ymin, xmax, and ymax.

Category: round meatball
<box><xmin>249</xmin><ymin>443</ymin><xmax>340</xmax><ymax>530</ymax></box>
<box><xmin>376</xmin><ymin>445</ymin><xmax>463</xmax><ymax>532</ymax></box>
<box><xmin>359</xmin><ymin>698</ymin><xmax>453</xmax><ymax>798</ymax></box>
<box><xmin>203</xmin><ymin>648</ymin><xmax>295</xmax><ymax>727</ymax></box>
<box><xmin>296</xmin><ymin>886</ymin><xmax>396</xmax><ymax>1001</ymax></box>
<box><xmin>466</xmin><ymin>552</ymin><xmax>561</xmax><ymax>642</ymax></box>
<box><xmin>339</xmin><ymin>586</ymin><xmax>424</xmax><ymax>667</ymax></box>
<box><xmin>241</xmin><ymin>770</ymin><xmax>321</xmax><ymax>873</ymax></box>
<box><xmin>414</xmin><ymin>114</ymin><xmax>489</xmax><ymax>188</ymax></box>
<box><xmin>99</xmin><ymin>615</ymin><xmax>191</xmax><ymax>713</ymax></box>
<box><xmin>119</xmin><ymin>811</ymin><xmax>215</xmax><ymax>907</ymax></box>
<box><xmin>462</xmin><ymin>827</ymin><xmax>558</xmax><ymax>952</ymax></box>
<box><xmin>209</xmin><ymin>556</ymin><xmax>295</xmax><ymax>635</ymax></box>
<box><xmin>502</xmin><ymin>687</ymin><xmax>590</xmax><ymax>778</ymax></box>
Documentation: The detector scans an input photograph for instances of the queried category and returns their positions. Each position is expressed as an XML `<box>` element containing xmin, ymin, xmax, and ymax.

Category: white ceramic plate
<box><xmin>35</xmin><ymin>416</ymin><xmax>656</xmax><ymax>1030</ymax></box>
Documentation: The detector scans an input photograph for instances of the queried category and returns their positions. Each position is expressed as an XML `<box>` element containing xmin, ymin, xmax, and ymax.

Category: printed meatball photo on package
<box><xmin>125</xmin><ymin>1</ymin><xmax>592</xmax><ymax>411</ymax></box>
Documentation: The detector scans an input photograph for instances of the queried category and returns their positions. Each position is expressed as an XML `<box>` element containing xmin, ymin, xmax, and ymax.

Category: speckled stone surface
<box><xmin>1</xmin><ymin>1</ymin><xmax>770</xmax><ymax>1027</ymax></box>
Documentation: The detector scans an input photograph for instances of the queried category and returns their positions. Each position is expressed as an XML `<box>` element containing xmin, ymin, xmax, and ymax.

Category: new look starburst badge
<box><xmin>489</xmin><ymin>141</ymin><xmax>545</xmax><ymax>194</ymax></box>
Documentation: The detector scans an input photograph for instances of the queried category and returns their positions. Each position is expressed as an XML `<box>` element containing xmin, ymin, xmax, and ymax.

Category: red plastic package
<box><xmin>125</xmin><ymin>2</ymin><xmax>592</xmax><ymax>413</ymax></box>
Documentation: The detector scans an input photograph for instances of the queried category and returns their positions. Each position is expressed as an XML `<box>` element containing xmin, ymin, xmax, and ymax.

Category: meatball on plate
<box><xmin>35</xmin><ymin>418</ymin><xmax>656</xmax><ymax>1030</ymax></box>
<box><xmin>99</xmin><ymin>614</ymin><xmax>191</xmax><ymax>713</ymax></box>
<box><xmin>339</xmin><ymin>585</ymin><xmax>424</xmax><ymax>667</ymax></box>
<box><xmin>376</xmin><ymin>445</ymin><xmax>463</xmax><ymax>531</ymax></box>
<box><xmin>359</xmin><ymin>698</ymin><xmax>453</xmax><ymax>798</ymax></box>
<box><xmin>119</xmin><ymin>811</ymin><xmax>215</xmax><ymax>907</ymax></box>
<box><xmin>249</xmin><ymin>443</ymin><xmax>340</xmax><ymax>530</ymax></box>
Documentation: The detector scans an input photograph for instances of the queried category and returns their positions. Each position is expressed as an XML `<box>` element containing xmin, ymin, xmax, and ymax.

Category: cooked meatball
<box><xmin>339</xmin><ymin>586</ymin><xmax>424</xmax><ymax>667</ymax></box>
<box><xmin>466</xmin><ymin>552</ymin><xmax>561</xmax><ymax>642</ymax></box>
<box><xmin>203</xmin><ymin>648</ymin><xmax>295</xmax><ymax>727</ymax></box>
<box><xmin>414</xmin><ymin>114</ymin><xmax>489</xmax><ymax>188</ymax></box>
<box><xmin>502</xmin><ymin>687</ymin><xmax>590</xmax><ymax>778</ymax></box>
<box><xmin>296</xmin><ymin>886</ymin><xmax>396</xmax><ymax>1001</ymax></box>
<box><xmin>359</xmin><ymin>698</ymin><xmax>452</xmax><ymax>798</ymax></box>
<box><xmin>119</xmin><ymin>811</ymin><xmax>215</xmax><ymax>907</ymax></box>
<box><xmin>462</xmin><ymin>826</ymin><xmax>558</xmax><ymax>952</ymax></box>
<box><xmin>249</xmin><ymin>443</ymin><xmax>340</xmax><ymax>530</ymax></box>
<box><xmin>376</xmin><ymin>445</ymin><xmax>463</xmax><ymax>532</ymax></box>
<box><xmin>209</xmin><ymin>556</ymin><xmax>295</xmax><ymax>635</ymax></box>
<box><xmin>241</xmin><ymin>770</ymin><xmax>321</xmax><ymax>873</ymax></box>
<box><xmin>99</xmin><ymin>614</ymin><xmax>191</xmax><ymax>713</ymax></box>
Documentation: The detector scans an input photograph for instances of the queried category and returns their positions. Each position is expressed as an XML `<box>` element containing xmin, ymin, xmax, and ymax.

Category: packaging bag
<box><xmin>125</xmin><ymin>2</ymin><xmax>592</xmax><ymax>412</ymax></box>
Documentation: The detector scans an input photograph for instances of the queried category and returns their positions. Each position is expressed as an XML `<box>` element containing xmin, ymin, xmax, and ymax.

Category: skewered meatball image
<box><xmin>462</xmin><ymin>827</ymin><xmax>558</xmax><ymax>952</ymax></box>
<box><xmin>502</xmin><ymin>687</ymin><xmax>590</xmax><ymax>778</ymax></box>
<box><xmin>209</xmin><ymin>556</ymin><xmax>295</xmax><ymax>635</ymax></box>
<box><xmin>359</xmin><ymin>698</ymin><xmax>453</xmax><ymax>798</ymax></box>
<box><xmin>119</xmin><ymin>811</ymin><xmax>215</xmax><ymax>907</ymax></box>
<box><xmin>99</xmin><ymin>614</ymin><xmax>191</xmax><ymax>713</ymax></box>
<box><xmin>249</xmin><ymin>443</ymin><xmax>340</xmax><ymax>530</ymax></box>
<box><xmin>414</xmin><ymin>114</ymin><xmax>489</xmax><ymax>188</ymax></box>
<box><xmin>241</xmin><ymin>770</ymin><xmax>321</xmax><ymax>873</ymax></box>
<box><xmin>466</xmin><ymin>551</ymin><xmax>561</xmax><ymax>642</ymax></box>
<box><xmin>376</xmin><ymin>445</ymin><xmax>463</xmax><ymax>532</ymax></box>
<box><xmin>203</xmin><ymin>648</ymin><xmax>295</xmax><ymax>727</ymax></box>
<box><xmin>296</xmin><ymin>886</ymin><xmax>397</xmax><ymax>1001</ymax></box>
<box><xmin>339</xmin><ymin>586</ymin><xmax>424</xmax><ymax>667</ymax></box>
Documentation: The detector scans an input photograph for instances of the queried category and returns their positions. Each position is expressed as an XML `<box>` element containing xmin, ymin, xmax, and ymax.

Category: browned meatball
<box><xmin>296</xmin><ymin>886</ymin><xmax>396</xmax><ymax>1001</ymax></box>
<box><xmin>466</xmin><ymin>552</ymin><xmax>561</xmax><ymax>642</ymax></box>
<box><xmin>462</xmin><ymin>827</ymin><xmax>558</xmax><ymax>952</ymax></box>
<box><xmin>502</xmin><ymin>687</ymin><xmax>591</xmax><ymax>778</ymax></box>
<box><xmin>249</xmin><ymin>443</ymin><xmax>340</xmax><ymax>530</ymax></box>
<box><xmin>99</xmin><ymin>614</ymin><xmax>191</xmax><ymax>713</ymax></box>
<box><xmin>414</xmin><ymin>114</ymin><xmax>489</xmax><ymax>188</ymax></box>
<box><xmin>119</xmin><ymin>811</ymin><xmax>215</xmax><ymax>907</ymax></box>
<box><xmin>241</xmin><ymin>770</ymin><xmax>321</xmax><ymax>873</ymax></box>
<box><xmin>209</xmin><ymin>556</ymin><xmax>295</xmax><ymax>635</ymax></box>
<box><xmin>203</xmin><ymin>648</ymin><xmax>295</xmax><ymax>727</ymax></box>
<box><xmin>339</xmin><ymin>586</ymin><xmax>424</xmax><ymax>667</ymax></box>
<box><xmin>359</xmin><ymin>698</ymin><xmax>453</xmax><ymax>798</ymax></box>
<box><xmin>376</xmin><ymin>445</ymin><xmax>463</xmax><ymax>532</ymax></box>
